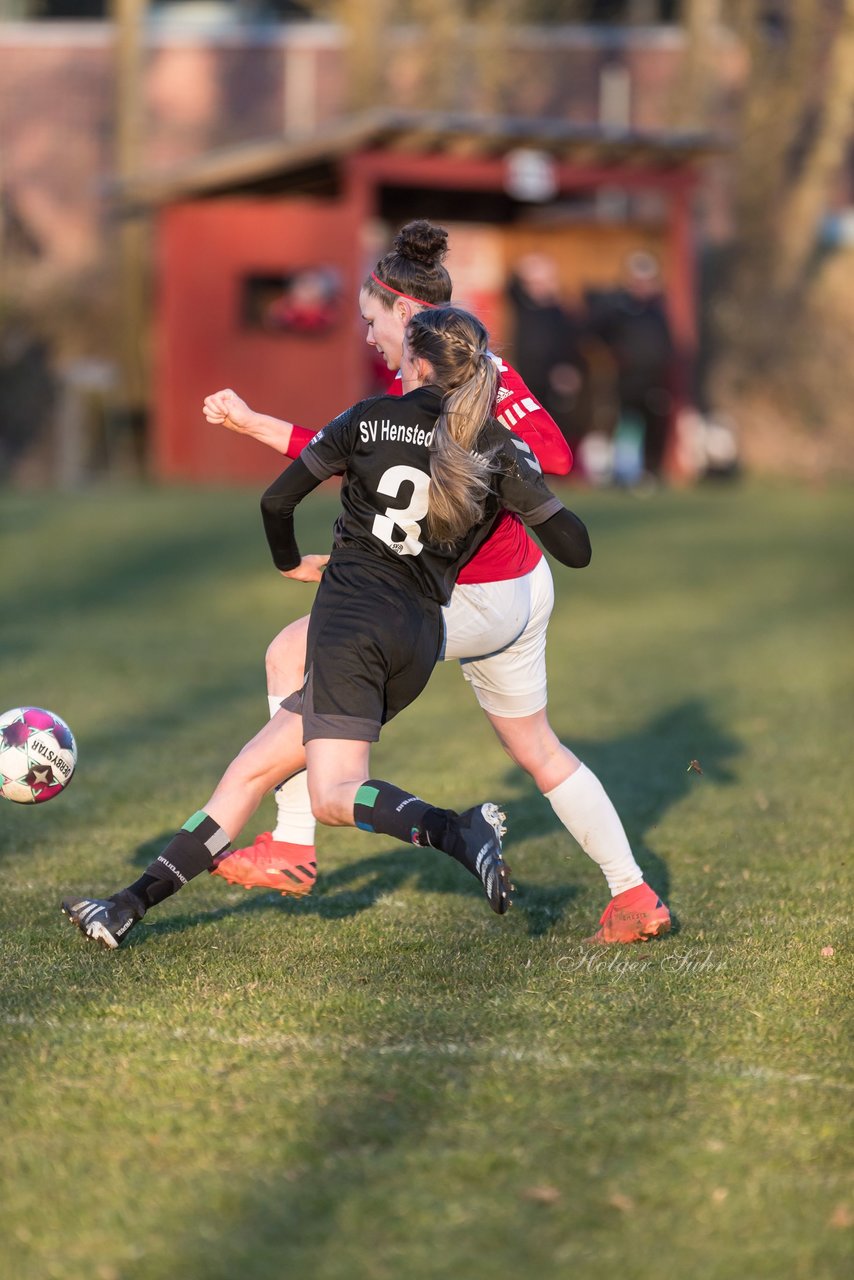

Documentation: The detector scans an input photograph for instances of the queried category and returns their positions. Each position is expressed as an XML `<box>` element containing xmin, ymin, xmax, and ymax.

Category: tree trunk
<box><xmin>709</xmin><ymin>0</ymin><xmax>854</xmax><ymax>409</ymax></box>
<box><xmin>773</xmin><ymin>0</ymin><xmax>854</xmax><ymax>295</ymax></box>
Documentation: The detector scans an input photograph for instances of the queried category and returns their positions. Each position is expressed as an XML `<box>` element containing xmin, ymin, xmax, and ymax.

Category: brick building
<box><xmin>0</xmin><ymin>7</ymin><xmax>724</xmax><ymax>482</ymax></box>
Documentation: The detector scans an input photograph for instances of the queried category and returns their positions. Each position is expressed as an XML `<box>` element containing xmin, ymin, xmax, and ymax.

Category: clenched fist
<box><xmin>202</xmin><ymin>388</ymin><xmax>255</xmax><ymax>435</ymax></box>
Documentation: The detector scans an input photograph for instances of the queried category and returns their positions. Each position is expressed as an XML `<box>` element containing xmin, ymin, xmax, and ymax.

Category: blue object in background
<box><xmin>613</xmin><ymin>411</ymin><xmax>645</xmax><ymax>486</ymax></box>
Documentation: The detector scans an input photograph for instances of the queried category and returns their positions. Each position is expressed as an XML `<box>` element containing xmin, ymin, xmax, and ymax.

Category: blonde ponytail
<box><xmin>405</xmin><ymin>308</ymin><xmax>500</xmax><ymax>544</ymax></box>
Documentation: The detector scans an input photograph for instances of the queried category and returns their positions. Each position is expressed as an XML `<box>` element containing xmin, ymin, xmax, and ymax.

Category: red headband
<box><xmin>370</xmin><ymin>272</ymin><xmax>440</xmax><ymax>308</ymax></box>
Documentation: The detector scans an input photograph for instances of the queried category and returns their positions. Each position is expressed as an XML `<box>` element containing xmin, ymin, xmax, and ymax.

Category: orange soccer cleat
<box><xmin>585</xmin><ymin>882</ymin><xmax>671</xmax><ymax>945</ymax></box>
<box><xmin>211</xmin><ymin>832</ymin><xmax>317</xmax><ymax>897</ymax></box>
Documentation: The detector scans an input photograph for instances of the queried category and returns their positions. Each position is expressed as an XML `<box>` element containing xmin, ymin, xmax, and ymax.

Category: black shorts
<box><xmin>281</xmin><ymin>553</ymin><xmax>443</xmax><ymax>744</ymax></box>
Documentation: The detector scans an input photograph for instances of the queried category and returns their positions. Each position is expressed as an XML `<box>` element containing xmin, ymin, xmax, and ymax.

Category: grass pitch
<box><xmin>1</xmin><ymin>479</ymin><xmax>851</xmax><ymax>1280</ymax></box>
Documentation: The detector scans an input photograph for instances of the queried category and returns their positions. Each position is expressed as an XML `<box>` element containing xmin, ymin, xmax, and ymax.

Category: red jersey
<box><xmin>285</xmin><ymin>355</ymin><xmax>572</xmax><ymax>585</ymax></box>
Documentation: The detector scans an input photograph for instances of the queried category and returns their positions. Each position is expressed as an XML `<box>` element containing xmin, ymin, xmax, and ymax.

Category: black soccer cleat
<box><xmin>451</xmin><ymin>802</ymin><xmax>513</xmax><ymax>915</ymax></box>
<box><xmin>61</xmin><ymin>895</ymin><xmax>142</xmax><ymax>949</ymax></box>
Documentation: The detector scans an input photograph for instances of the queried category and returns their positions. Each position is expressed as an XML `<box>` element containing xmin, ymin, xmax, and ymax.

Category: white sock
<box><xmin>267</xmin><ymin>696</ymin><xmax>316</xmax><ymax>847</ymax></box>
<box><xmin>272</xmin><ymin>769</ymin><xmax>315</xmax><ymax>845</ymax></box>
<box><xmin>544</xmin><ymin>763</ymin><xmax>643</xmax><ymax>897</ymax></box>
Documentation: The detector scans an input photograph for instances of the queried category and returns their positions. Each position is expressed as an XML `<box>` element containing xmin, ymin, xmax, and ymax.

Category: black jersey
<box><xmin>261</xmin><ymin>384</ymin><xmax>573</xmax><ymax>605</ymax></box>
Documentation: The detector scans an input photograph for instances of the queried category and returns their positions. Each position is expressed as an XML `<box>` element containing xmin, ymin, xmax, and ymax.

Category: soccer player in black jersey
<box><xmin>61</xmin><ymin>308</ymin><xmax>591</xmax><ymax>949</ymax></box>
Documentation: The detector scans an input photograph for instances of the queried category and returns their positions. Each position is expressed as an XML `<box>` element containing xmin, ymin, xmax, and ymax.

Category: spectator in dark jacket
<box><xmin>508</xmin><ymin>252</ymin><xmax>586</xmax><ymax>449</ymax></box>
<box><xmin>589</xmin><ymin>251</ymin><xmax>675</xmax><ymax>481</ymax></box>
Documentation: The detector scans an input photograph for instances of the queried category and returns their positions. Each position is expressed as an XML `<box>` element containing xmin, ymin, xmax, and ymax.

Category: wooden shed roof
<box><xmin>119</xmin><ymin>108</ymin><xmax>719</xmax><ymax>210</ymax></box>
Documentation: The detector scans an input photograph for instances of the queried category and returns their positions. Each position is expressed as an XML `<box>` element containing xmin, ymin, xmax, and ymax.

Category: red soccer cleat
<box><xmin>585</xmin><ymin>882</ymin><xmax>671</xmax><ymax>945</ymax></box>
<box><xmin>211</xmin><ymin>832</ymin><xmax>317</xmax><ymax>897</ymax></box>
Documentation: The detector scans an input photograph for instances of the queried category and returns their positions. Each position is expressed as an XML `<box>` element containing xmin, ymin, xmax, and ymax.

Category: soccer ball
<box><xmin>0</xmin><ymin>707</ymin><xmax>77</xmax><ymax>804</ymax></box>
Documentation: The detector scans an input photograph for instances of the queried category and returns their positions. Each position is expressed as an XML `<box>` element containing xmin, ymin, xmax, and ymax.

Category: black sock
<box><xmin>118</xmin><ymin>811</ymin><xmax>231</xmax><ymax>911</ymax></box>
<box><xmin>353</xmin><ymin>780</ymin><xmax>457</xmax><ymax>852</ymax></box>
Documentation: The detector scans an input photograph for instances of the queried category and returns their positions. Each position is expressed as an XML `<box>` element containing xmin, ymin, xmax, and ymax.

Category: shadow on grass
<box><xmin>122</xmin><ymin>701</ymin><xmax>735</xmax><ymax>1280</ymax></box>
<box><xmin>23</xmin><ymin>699</ymin><xmax>743</xmax><ymax>1278</ymax></box>
<box><xmin>495</xmin><ymin>696</ymin><xmax>740</xmax><ymax>911</ymax></box>
<box><xmin>130</xmin><ymin>850</ymin><xmax>583</xmax><ymax>948</ymax></box>
<box><xmin>127</xmin><ymin>696</ymin><xmax>739</xmax><ymax>946</ymax></box>
<box><xmin>2</xmin><ymin>505</ymin><xmax>267</xmax><ymax>645</ymax></box>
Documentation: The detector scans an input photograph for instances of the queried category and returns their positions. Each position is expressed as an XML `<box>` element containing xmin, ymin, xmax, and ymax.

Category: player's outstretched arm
<box><xmin>203</xmin><ymin>388</ymin><xmax>295</xmax><ymax>455</ymax></box>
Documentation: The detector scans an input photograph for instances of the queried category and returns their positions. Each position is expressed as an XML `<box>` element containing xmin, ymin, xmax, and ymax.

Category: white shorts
<box><xmin>440</xmin><ymin>556</ymin><xmax>554</xmax><ymax>718</ymax></box>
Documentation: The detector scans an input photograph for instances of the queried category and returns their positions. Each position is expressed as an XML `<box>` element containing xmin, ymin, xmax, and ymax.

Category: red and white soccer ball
<box><xmin>0</xmin><ymin>707</ymin><xmax>77</xmax><ymax>804</ymax></box>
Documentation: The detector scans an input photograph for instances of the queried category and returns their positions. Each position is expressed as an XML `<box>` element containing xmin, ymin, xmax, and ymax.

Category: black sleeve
<box><xmin>300</xmin><ymin>396</ymin><xmax>381</xmax><ymax>480</ymax></box>
<box><xmin>533</xmin><ymin>508</ymin><xmax>592</xmax><ymax>568</ymax></box>
<box><xmin>492</xmin><ymin>433</ymin><xmax>565</xmax><ymax>526</ymax></box>
<box><xmin>259</xmin><ymin>396</ymin><xmax>380</xmax><ymax>568</ymax></box>
<box><xmin>260</xmin><ymin>457</ymin><xmax>324</xmax><ymax>571</ymax></box>
<box><xmin>483</xmin><ymin>424</ymin><xmax>592</xmax><ymax>569</ymax></box>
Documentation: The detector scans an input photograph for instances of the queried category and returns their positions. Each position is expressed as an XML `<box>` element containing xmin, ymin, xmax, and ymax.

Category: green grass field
<box><xmin>1</xmin><ymin>479</ymin><xmax>851</xmax><ymax>1280</ymax></box>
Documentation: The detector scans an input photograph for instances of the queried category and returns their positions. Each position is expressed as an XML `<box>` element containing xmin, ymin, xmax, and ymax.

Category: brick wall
<box><xmin>0</xmin><ymin>22</ymin><xmax>693</xmax><ymax>287</ymax></box>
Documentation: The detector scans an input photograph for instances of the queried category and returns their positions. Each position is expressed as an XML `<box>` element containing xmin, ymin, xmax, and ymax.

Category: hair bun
<box><xmin>393</xmin><ymin>220</ymin><xmax>449</xmax><ymax>267</ymax></box>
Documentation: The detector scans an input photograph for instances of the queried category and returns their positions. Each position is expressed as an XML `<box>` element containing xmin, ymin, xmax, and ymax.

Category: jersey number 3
<box><xmin>372</xmin><ymin>465</ymin><xmax>429</xmax><ymax>557</ymax></box>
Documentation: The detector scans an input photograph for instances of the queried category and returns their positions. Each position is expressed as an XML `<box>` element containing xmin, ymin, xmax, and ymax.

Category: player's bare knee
<box><xmin>310</xmin><ymin>776</ymin><xmax>362</xmax><ymax>826</ymax></box>
<box><xmin>219</xmin><ymin>756</ymin><xmax>265</xmax><ymax>799</ymax></box>
<box><xmin>309</xmin><ymin>795</ymin><xmax>340</xmax><ymax>827</ymax></box>
<box><xmin>306</xmin><ymin>780</ymin><xmax>337</xmax><ymax>826</ymax></box>
<box><xmin>504</xmin><ymin>741</ymin><xmax>538</xmax><ymax>774</ymax></box>
<box><xmin>265</xmin><ymin>632</ymin><xmax>297</xmax><ymax>687</ymax></box>
<box><xmin>488</xmin><ymin>727</ymin><xmax>530</xmax><ymax>771</ymax></box>
<box><xmin>265</xmin><ymin>618</ymin><xmax>308</xmax><ymax>693</ymax></box>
